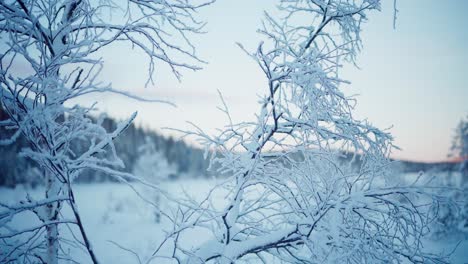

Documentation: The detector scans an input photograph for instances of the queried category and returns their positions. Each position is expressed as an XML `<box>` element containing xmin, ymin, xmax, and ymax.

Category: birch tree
<box><xmin>0</xmin><ymin>0</ymin><xmax>212</xmax><ymax>263</ymax></box>
<box><xmin>150</xmin><ymin>1</ymin><xmax>450</xmax><ymax>263</ymax></box>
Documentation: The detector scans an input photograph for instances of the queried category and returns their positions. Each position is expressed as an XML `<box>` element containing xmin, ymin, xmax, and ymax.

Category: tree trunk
<box><xmin>45</xmin><ymin>172</ymin><xmax>60</xmax><ymax>264</ymax></box>
<box><xmin>154</xmin><ymin>193</ymin><xmax>161</xmax><ymax>223</ymax></box>
<box><xmin>46</xmin><ymin>221</ymin><xmax>59</xmax><ymax>264</ymax></box>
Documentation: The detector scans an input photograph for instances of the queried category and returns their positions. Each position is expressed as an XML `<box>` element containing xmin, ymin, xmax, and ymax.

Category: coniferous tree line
<box><xmin>0</xmin><ymin>105</ymin><xmax>209</xmax><ymax>187</ymax></box>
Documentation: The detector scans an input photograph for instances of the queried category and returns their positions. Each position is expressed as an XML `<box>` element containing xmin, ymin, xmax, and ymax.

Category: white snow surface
<box><xmin>1</xmin><ymin>177</ymin><xmax>467</xmax><ymax>263</ymax></box>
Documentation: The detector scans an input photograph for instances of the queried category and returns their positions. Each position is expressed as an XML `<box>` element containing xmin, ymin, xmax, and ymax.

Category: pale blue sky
<box><xmin>84</xmin><ymin>0</ymin><xmax>468</xmax><ymax>162</ymax></box>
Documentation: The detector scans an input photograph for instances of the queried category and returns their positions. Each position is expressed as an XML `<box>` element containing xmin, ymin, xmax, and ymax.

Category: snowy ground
<box><xmin>1</xmin><ymin>178</ymin><xmax>467</xmax><ymax>263</ymax></box>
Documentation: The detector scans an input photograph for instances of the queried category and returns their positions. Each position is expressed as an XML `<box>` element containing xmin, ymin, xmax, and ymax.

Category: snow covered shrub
<box><xmin>451</xmin><ymin>115</ymin><xmax>468</xmax><ymax>185</ymax></box>
<box><xmin>133</xmin><ymin>138</ymin><xmax>176</xmax><ymax>223</ymax></box>
<box><xmin>430</xmin><ymin>188</ymin><xmax>465</xmax><ymax>238</ymax></box>
<box><xmin>429</xmin><ymin>175</ymin><xmax>468</xmax><ymax>238</ymax></box>
<box><xmin>134</xmin><ymin>138</ymin><xmax>177</xmax><ymax>183</ymax></box>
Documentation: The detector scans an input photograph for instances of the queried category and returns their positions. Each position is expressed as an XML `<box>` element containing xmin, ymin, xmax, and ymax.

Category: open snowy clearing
<box><xmin>1</xmin><ymin>177</ymin><xmax>467</xmax><ymax>264</ymax></box>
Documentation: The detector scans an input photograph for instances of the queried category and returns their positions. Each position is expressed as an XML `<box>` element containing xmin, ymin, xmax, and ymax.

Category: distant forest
<box><xmin>0</xmin><ymin>105</ymin><xmax>459</xmax><ymax>187</ymax></box>
<box><xmin>0</xmin><ymin>106</ymin><xmax>209</xmax><ymax>187</ymax></box>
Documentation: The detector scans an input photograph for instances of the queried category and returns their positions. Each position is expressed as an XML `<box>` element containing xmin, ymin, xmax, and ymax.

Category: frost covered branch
<box><xmin>150</xmin><ymin>1</ymin><xmax>451</xmax><ymax>263</ymax></box>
